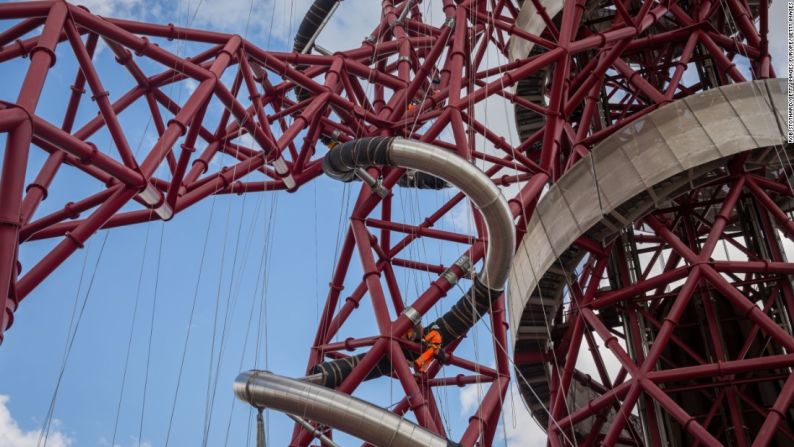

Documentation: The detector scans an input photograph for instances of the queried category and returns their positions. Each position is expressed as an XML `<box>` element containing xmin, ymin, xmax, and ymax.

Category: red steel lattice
<box><xmin>0</xmin><ymin>0</ymin><xmax>791</xmax><ymax>445</ymax></box>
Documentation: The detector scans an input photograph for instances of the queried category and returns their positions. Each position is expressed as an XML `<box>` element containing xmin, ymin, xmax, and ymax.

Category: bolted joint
<box><xmin>29</xmin><ymin>45</ymin><xmax>57</xmax><ymax>67</ymax></box>
<box><xmin>441</xmin><ymin>254</ymin><xmax>472</xmax><ymax>285</ymax></box>
<box><xmin>70</xmin><ymin>84</ymin><xmax>86</xmax><ymax>95</ymax></box>
<box><xmin>134</xmin><ymin>36</ymin><xmax>150</xmax><ymax>57</ymax></box>
<box><xmin>79</xmin><ymin>142</ymin><xmax>99</xmax><ymax>165</ymax></box>
<box><xmin>25</xmin><ymin>181</ymin><xmax>48</xmax><ymax>200</ymax></box>
<box><xmin>166</xmin><ymin>117</ymin><xmax>188</xmax><ymax>136</ymax></box>
<box><xmin>401</xmin><ymin>306</ymin><xmax>422</xmax><ymax>327</ymax></box>
<box><xmin>166</xmin><ymin>23</ymin><xmax>177</xmax><ymax>41</ymax></box>
<box><xmin>90</xmin><ymin>90</ymin><xmax>110</xmax><ymax>102</ymax></box>
<box><xmin>114</xmin><ymin>49</ymin><xmax>133</xmax><ymax>65</ymax></box>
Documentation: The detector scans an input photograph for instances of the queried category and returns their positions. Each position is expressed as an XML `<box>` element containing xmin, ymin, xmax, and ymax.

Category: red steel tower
<box><xmin>0</xmin><ymin>0</ymin><xmax>791</xmax><ymax>445</ymax></box>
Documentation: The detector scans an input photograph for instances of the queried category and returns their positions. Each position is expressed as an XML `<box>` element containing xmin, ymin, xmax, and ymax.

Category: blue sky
<box><xmin>0</xmin><ymin>0</ymin><xmax>790</xmax><ymax>446</ymax></box>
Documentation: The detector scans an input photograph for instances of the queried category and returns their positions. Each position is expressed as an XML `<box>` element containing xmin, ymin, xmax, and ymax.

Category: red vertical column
<box><xmin>0</xmin><ymin>2</ymin><xmax>67</xmax><ymax>342</ymax></box>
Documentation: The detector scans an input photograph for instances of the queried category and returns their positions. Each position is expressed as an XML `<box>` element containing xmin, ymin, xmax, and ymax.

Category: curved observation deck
<box><xmin>507</xmin><ymin>78</ymin><xmax>789</xmax><ymax>432</ymax></box>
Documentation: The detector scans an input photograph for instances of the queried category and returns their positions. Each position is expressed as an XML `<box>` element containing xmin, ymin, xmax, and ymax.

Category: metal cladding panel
<box><xmin>649</xmin><ymin>99</ymin><xmax>718</xmax><ymax>170</ymax></box>
<box><xmin>509</xmin><ymin>219</ymin><xmax>551</xmax><ymax>331</ymax></box>
<box><xmin>508</xmin><ymin>79</ymin><xmax>788</xmax><ymax>349</ymax></box>
<box><xmin>621</xmin><ymin>119</ymin><xmax>681</xmax><ymax>190</ymax></box>
<box><xmin>685</xmin><ymin>87</ymin><xmax>757</xmax><ymax>157</ymax></box>
<box><xmin>722</xmin><ymin>81</ymin><xmax>786</xmax><ymax>148</ymax></box>
<box><xmin>559</xmin><ymin>156</ymin><xmax>602</xmax><ymax>232</ymax></box>
<box><xmin>592</xmin><ymin>133</ymin><xmax>643</xmax><ymax>214</ymax></box>
<box><xmin>766</xmin><ymin>78</ymin><xmax>789</xmax><ymax>126</ymax></box>
<box><xmin>536</xmin><ymin>185</ymin><xmax>579</xmax><ymax>256</ymax></box>
<box><xmin>509</xmin><ymin>245</ymin><xmax>537</xmax><ymax>322</ymax></box>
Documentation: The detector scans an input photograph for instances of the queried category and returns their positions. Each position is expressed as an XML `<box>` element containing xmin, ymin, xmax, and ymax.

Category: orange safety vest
<box><xmin>415</xmin><ymin>329</ymin><xmax>443</xmax><ymax>373</ymax></box>
<box><xmin>423</xmin><ymin>329</ymin><xmax>442</xmax><ymax>349</ymax></box>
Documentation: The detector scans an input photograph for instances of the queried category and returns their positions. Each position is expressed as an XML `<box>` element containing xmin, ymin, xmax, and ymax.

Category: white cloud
<box><xmin>70</xmin><ymin>0</ymin><xmax>385</xmax><ymax>55</ymax></box>
<box><xmin>186</xmin><ymin>0</ymin><xmax>302</xmax><ymax>38</ymax></box>
<box><xmin>183</xmin><ymin>78</ymin><xmax>199</xmax><ymax>96</ymax></box>
<box><xmin>73</xmin><ymin>0</ymin><xmax>146</xmax><ymax>19</ymax></box>
<box><xmin>459</xmin><ymin>383</ymin><xmax>485</xmax><ymax>415</ymax></box>
<box><xmin>183</xmin><ymin>0</ymin><xmax>382</xmax><ymax>49</ymax></box>
<box><xmin>459</xmin><ymin>382</ymin><xmax>546</xmax><ymax>447</ymax></box>
<box><xmin>500</xmin><ymin>385</ymin><xmax>547</xmax><ymax>447</ymax></box>
<box><xmin>0</xmin><ymin>395</ymin><xmax>72</xmax><ymax>447</ymax></box>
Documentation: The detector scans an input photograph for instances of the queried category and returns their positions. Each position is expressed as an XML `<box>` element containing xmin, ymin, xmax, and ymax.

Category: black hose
<box><xmin>322</xmin><ymin>137</ymin><xmax>394</xmax><ymax>181</ymax></box>
<box><xmin>310</xmin><ymin>354</ymin><xmax>393</xmax><ymax>388</ymax></box>
<box><xmin>310</xmin><ymin>277</ymin><xmax>498</xmax><ymax>388</ymax></box>
<box><xmin>293</xmin><ymin>0</ymin><xmax>339</xmax><ymax>54</ymax></box>
<box><xmin>431</xmin><ymin>277</ymin><xmax>500</xmax><ymax>343</ymax></box>
<box><xmin>292</xmin><ymin>0</ymin><xmax>339</xmax><ymax>148</ymax></box>
<box><xmin>322</xmin><ymin>137</ymin><xmax>449</xmax><ymax>188</ymax></box>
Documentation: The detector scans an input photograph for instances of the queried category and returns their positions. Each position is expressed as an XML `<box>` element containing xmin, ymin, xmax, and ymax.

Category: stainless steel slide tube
<box><xmin>388</xmin><ymin>137</ymin><xmax>514</xmax><ymax>290</ymax></box>
<box><xmin>234</xmin><ymin>370</ymin><xmax>452</xmax><ymax>447</ymax></box>
<box><xmin>323</xmin><ymin>136</ymin><xmax>515</xmax><ymax>291</ymax></box>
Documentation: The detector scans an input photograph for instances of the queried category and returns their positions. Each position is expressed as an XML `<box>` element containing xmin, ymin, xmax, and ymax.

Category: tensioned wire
<box><xmin>141</xmin><ymin>0</ymin><xmax>221</xmax><ymax>444</ymax></box>
<box><xmin>200</xmin><ymin>105</ymin><xmax>256</xmax><ymax>447</ymax></box>
<box><xmin>235</xmin><ymin>0</ymin><xmax>283</xmax><ymax>444</ymax></box>
<box><xmin>483</xmin><ymin>6</ymin><xmax>524</xmax><ymax>445</ymax></box>
<box><xmin>199</xmin><ymin>157</ymin><xmax>242</xmax><ymax>446</ymax></box>
<box><xmin>467</xmin><ymin>2</ymin><xmax>627</xmax><ymax>445</ymax></box>
<box><xmin>38</xmin><ymin>230</ymin><xmax>111</xmax><ymax>447</ymax></box>
<box><xmin>31</xmin><ymin>0</ymin><xmax>276</xmax><ymax>445</ymax></box>
<box><xmin>234</xmin><ymin>192</ymin><xmax>278</xmax><ymax>447</ymax></box>
<box><xmin>205</xmin><ymin>146</ymin><xmax>272</xmax><ymax>445</ymax></box>
<box><xmin>213</xmin><ymin>156</ymin><xmax>272</xmax><ymax>445</ymax></box>
<box><xmin>105</xmin><ymin>0</ymin><xmax>223</xmax><ymax>442</ymax></box>
<box><xmin>716</xmin><ymin>0</ymin><xmax>794</xmax><ymax>193</ymax></box>
<box><xmin>93</xmin><ymin>6</ymin><xmax>196</xmax><ymax>441</ymax></box>
<box><xmin>397</xmin><ymin>1</ymin><xmax>459</xmax><ymax>433</ymax></box>
<box><xmin>36</xmin><ymin>10</ymin><xmax>175</xmax><ymax>436</ymax></box>
<box><xmin>136</xmin><ymin>220</ymin><xmax>166</xmax><ymax>447</ymax></box>
<box><xmin>199</xmin><ymin>64</ymin><xmax>275</xmax><ymax>444</ymax></box>
<box><xmin>109</xmin><ymin>213</ymin><xmax>155</xmax><ymax>447</ymax></box>
<box><xmin>155</xmin><ymin>0</ymin><xmax>260</xmax><ymax>443</ymax></box>
<box><xmin>193</xmin><ymin>0</ymin><xmax>287</xmax><ymax>443</ymax></box>
<box><xmin>39</xmin><ymin>247</ymin><xmax>89</xmax><ymax>445</ymax></box>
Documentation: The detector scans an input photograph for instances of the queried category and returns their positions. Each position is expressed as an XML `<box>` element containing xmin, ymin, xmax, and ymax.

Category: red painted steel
<box><xmin>0</xmin><ymin>0</ymin><xmax>790</xmax><ymax>445</ymax></box>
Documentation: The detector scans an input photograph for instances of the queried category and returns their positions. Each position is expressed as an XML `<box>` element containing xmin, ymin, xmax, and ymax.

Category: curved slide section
<box><xmin>234</xmin><ymin>370</ymin><xmax>457</xmax><ymax>447</ymax></box>
<box><xmin>323</xmin><ymin>137</ymin><xmax>515</xmax><ymax>288</ymax></box>
<box><xmin>312</xmin><ymin>137</ymin><xmax>515</xmax><ymax>387</ymax></box>
<box><xmin>507</xmin><ymin>79</ymin><xmax>789</xmax><ymax>428</ymax></box>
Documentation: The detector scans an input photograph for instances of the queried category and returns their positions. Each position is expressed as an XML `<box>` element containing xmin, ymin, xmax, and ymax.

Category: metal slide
<box><xmin>234</xmin><ymin>370</ymin><xmax>455</xmax><ymax>447</ymax></box>
<box><xmin>236</xmin><ymin>137</ymin><xmax>514</xmax><ymax>445</ymax></box>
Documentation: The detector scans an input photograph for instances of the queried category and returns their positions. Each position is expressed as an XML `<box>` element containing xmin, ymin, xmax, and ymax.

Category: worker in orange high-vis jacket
<box><xmin>414</xmin><ymin>324</ymin><xmax>443</xmax><ymax>373</ymax></box>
